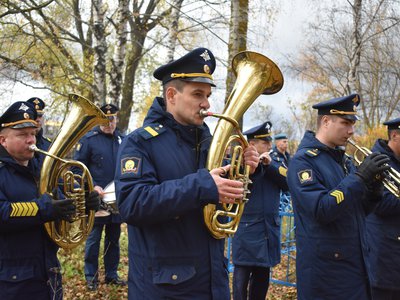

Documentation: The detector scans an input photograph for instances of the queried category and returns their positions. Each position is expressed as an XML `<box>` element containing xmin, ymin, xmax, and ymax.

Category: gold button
<box><xmin>397</xmin><ymin>236</ymin><xmax>400</xmax><ymax>240</ymax></box>
<box><xmin>172</xmin><ymin>274</ymin><xmax>178</xmax><ymax>280</ymax></box>
<box><xmin>334</xmin><ymin>253</ymin><xmax>339</xmax><ymax>258</ymax></box>
<box><xmin>12</xmin><ymin>275</ymin><xmax>17</xmax><ymax>280</ymax></box>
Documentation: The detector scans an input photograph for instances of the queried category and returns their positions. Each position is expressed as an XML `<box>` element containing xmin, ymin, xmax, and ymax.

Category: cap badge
<box><xmin>35</xmin><ymin>105</ymin><xmax>40</xmax><ymax>110</ymax></box>
<box><xmin>105</xmin><ymin>105</ymin><xmax>112</xmax><ymax>109</ymax></box>
<box><xmin>265</xmin><ymin>123</ymin><xmax>271</xmax><ymax>130</ymax></box>
<box><xmin>23</xmin><ymin>112</ymin><xmax>30</xmax><ymax>119</ymax></box>
<box><xmin>353</xmin><ymin>105</ymin><xmax>357</xmax><ymax>112</ymax></box>
<box><xmin>200</xmin><ymin>50</ymin><xmax>211</xmax><ymax>61</ymax></box>
<box><xmin>19</xmin><ymin>103</ymin><xmax>30</xmax><ymax>111</ymax></box>
<box><xmin>204</xmin><ymin>65</ymin><xmax>210</xmax><ymax>74</ymax></box>
<box><xmin>33</xmin><ymin>99</ymin><xmax>40</xmax><ymax>104</ymax></box>
<box><xmin>107</xmin><ymin>110</ymin><xmax>111</xmax><ymax>114</ymax></box>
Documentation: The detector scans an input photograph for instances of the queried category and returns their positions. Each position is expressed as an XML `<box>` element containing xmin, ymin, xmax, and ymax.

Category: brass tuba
<box><xmin>202</xmin><ymin>51</ymin><xmax>284</xmax><ymax>239</ymax></box>
<box><xmin>347</xmin><ymin>139</ymin><xmax>400</xmax><ymax>197</ymax></box>
<box><xmin>30</xmin><ymin>94</ymin><xmax>109</xmax><ymax>249</ymax></box>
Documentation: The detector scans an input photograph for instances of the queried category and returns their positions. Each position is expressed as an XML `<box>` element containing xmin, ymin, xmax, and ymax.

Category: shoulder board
<box><xmin>305</xmin><ymin>149</ymin><xmax>320</xmax><ymax>157</ymax></box>
<box><xmin>86</xmin><ymin>131</ymin><xmax>99</xmax><ymax>139</ymax></box>
<box><xmin>138</xmin><ymin>124</ymin><xmax>166</xmax><ymax>140</ymax></box>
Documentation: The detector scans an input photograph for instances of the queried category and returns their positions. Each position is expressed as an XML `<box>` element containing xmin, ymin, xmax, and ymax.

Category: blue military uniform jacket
<box><xmin>232</xmin><ymin>157</ymin><xmax>288</xmax><ymax>268</ymax></box>
<box><xmin>366</xmin><ymin>139</ymin><xmax>400</xmax><ymax>290</ymax></box>
<box><xmin>115</xmin><ymin>97</ymin><xmax>230</xmax><ymax>300</ymax></box>
<box><xmin>74</xmin><ymin>127</ymin><xmax>123</xmax><ymax>224</ymax></box>
<box><xmin>287</xmin><ymin>131</ymin><xmax>375</xmax><ymax>300</ymax></box>
<box><xmin>271</xmin><ymin>146</ymin><xmax>290</xmax><ymax>167</ymax></box>
<box><xmin>0</xmin><ymin>146</ymin><xmax>62</xmax><ymax>300</ymax></box>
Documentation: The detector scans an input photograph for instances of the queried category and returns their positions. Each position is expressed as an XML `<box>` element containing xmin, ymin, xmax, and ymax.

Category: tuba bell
<box><xmin>202</xmin><ymin>51</ymin><xmax>284</xmax><ymax>239</ymax></box>
<box><xmin>30</xmin><ymin>94</ymin><xmax>109</xmax><ymax>249</ymax></box>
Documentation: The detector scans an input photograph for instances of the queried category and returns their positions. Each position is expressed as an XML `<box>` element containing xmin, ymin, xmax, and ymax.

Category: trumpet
<box><xmin>347</xmin><ymin>139</ymin><xmax>400</xmax><ymax>197</ymax></box>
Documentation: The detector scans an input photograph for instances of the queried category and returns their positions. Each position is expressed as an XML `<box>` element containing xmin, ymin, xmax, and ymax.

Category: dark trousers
<box><xmin>84</xmin><ymin>222</ymin><xmax>121</xmax><ymax>282</ymax></box>
<box><xmin>233</xmin><ymin>265</ymin><xmax>270</xmax><ymax>300</ymax></box>
<box><xmin>372</xmin><ymin>287</ymin><xmax>400</xmax><ymax>300</ymax></box>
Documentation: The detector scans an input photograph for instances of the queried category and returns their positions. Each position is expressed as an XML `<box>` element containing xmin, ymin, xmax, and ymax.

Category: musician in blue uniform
<box><xmin>271</xmin><ymin>133</ymin><xmax>290</xmax><ymax>167</ymax></box>
<box><xmin>287</xmin><ymin>94</ymin><xmax>390</xmax><ymax>300</ymax></box>
<box><xmin>0</xmin><ymin>101</ymin><xmax>99</xmax><ymax>299</ymax></box>
<box><xmin>74</xmin><ymin>104</ymin><xmax>126</xmax><ymax>291</ymax></box>
<box><xmin>366</xmin><ymin>117</ymin><xmax>400</xmax><ymax>300</ymax></box>
<box><xmin>114</xmin><ymin>47</ymin><xmax>259</xmax><ymax>299</ymax></box>
<box><xmin>26</xmin><ymin>97</ymin><xmax>51</xmax><ymax>171</ymax></box>
<box><xmin>232</xmin><ymin>121</ymin><xmax>289</xmax><ymax>300</ymax></box>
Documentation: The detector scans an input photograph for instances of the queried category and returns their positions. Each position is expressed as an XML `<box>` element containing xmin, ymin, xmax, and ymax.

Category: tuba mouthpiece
<box><xmin>29</xmin><ymin>145</ymin><xmax>38</xmax><ymax>152</ymax></box>
<box><xmin>199</xmin><ymin>109</ymin><xmax>210</xmax><ymax>117</ymax></box>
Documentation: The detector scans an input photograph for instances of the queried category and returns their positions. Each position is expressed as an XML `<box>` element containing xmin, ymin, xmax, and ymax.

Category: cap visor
<box><xmin>340</xmin><ymin>115</ymin><xmax>359</xmax><ymax>121</ymax></box>
<box><xmin>181</xmin><ymin>77</ymin><xmax>216</xmax><ymax>87</ymax></box>
<box><xmin>10</xmin><ymin>122</ymin><xmax>38</xmax><ymax>129</ymax></box>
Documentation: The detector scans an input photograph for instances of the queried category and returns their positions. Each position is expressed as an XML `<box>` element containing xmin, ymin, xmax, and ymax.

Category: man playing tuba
<box><xmin>115</xmin><ymin>47</ymin><xmax>259</xmax><ymax>299</ymax></box>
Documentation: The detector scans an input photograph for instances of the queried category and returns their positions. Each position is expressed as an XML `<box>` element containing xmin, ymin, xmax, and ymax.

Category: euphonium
<box><xmin>30</xmin><ymin>94</ymin><xmax>108</xmax><ymax>249</ymax></box>
<box><xmin>202</xmin><ymin>51</ymin><xmax>284</xmax><ymax>239</ymax></box>
<box><xmin>347</xmin><ymin>139</ymin><xmax>400</xmax><ymax>197</ymax></box>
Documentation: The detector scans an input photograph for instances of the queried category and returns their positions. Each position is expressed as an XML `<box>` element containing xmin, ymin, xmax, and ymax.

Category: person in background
<box><xmin>114</xmin><ymin>47</ymin><xmax>259</xmax><ymax>299</ymax></box>
<box><xmin>271</xmin><ymin>133</ymin><xmax>290</xmax><ymax>167</ymax></box>
<box><xmin>287</xmin><ymin>94</ymin><xmax>390</xmax><ymax>300</ymax></box>
<box><xmin>74</xmin><ymin>104</ymin><xmax>126</xmax><ymax>291</ymax></box>
<box><xmin>0</xmin><ymin>101</ymin><xmax>99</xmax><ymax>299</ymax></box>
<box><xmin>366</xmin><ymin>117</ymin><xmax>400</xmax><ymax>300</ymax></box>
<box><xmin>232</xmin><ymin>121</ymin><xmax>289</xmax><ymax>300</ymax></box>
<box><xmin>26</xmin><ymin>97</ymin><xmax>52</xmax><ymax>170</ymax></box>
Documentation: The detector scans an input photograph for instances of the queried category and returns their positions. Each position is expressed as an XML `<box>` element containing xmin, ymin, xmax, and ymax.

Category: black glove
<box><xmin>50</xmin><ymin>198</ymin><xmax>76</xmax><ymax>222</ymax></box>
<box><xmin>366</xmin><ymin>179</ymin><xmax>384</xmax><ymax>202</ymax></box>
<box><xmin>356</xmin><ymin>152</ymin><xmax>391</xmax><ymax>185</ymax></box>
<box><xmin>50</xmin><ymin>188</ymin><xmax>76</xmax><ymax>222</ymax></box>
<box><xmin>86</xmin><ymin>191</ymin><xmax>100</xmax><ymax>212</ymax></box>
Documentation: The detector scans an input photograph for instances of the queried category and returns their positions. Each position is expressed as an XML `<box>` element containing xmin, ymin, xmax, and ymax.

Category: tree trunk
<box><xmin>225</xmin><ymin>0</ymin><xmax>249</xmax><ymax>129</ymax></box>
<box><xmin>108</xmin><ymin>0</ymin><xmax>130</xmax><ymax>106</ymax></box>
<box><xmin>165</xmin><ymin>0</ymin><xmax>184</xmax><ymax>62</ymax></box>
<box><xmin>119</xmin><ymin>32</ymin><xmax>146</xmax><ymax>133</ymax></box>
<box><xmin>92</xmin><ymin>0</ymin><xmax>107</xmax><ymax>103</ymax></box>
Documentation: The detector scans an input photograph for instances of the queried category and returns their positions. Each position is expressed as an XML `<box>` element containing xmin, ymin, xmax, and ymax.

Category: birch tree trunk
<box><xmin>92</xmin><ymin>0</ymin><xmax>107</xmax><ymax>103</ymax></box>
<box><xmin>165</xmin><ymin>0</ymin><xmax>184</xmax><ymax>62</ymax></box>
<box><xmin>108</xmin><ymin>0</ymin><xmax>130</xmax><ymax>106</ymax></box>
<box><xmin>348</xmin><ymin>0</ymin><xmax>362</xmax><ymax>95</ymax></box>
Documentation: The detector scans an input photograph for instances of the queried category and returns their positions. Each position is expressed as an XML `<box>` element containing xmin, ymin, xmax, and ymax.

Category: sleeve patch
<box><xmin>330</xmin><ymin>190</ymin><xmax>344</xmax><ymax>204</ymax></box>
<box><xmin>297</xmin><ymin>169</ymin><xmax>313</xmax><ymax>184</ymax></box>
<box><xmin>279</xmin><ymin>166</ymin><xmax>287</xmax><ymax>177</ymax></box>
<box><xmin>10</xmin><ymin>202</ymin><xmax>39</xmax><ymax>217</ymax></box>
<box><xmin>121</xmin><ymin>157</ymin><xmax>141</xmax><ymax>176</ymax></box>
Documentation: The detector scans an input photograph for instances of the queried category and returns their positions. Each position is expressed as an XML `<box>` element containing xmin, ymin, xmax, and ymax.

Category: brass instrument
<box><xmin>202</xmin><ymin>51</ymin><xmax>284</xmax><ymax>239</ymax></box>
<box><xmin>347</xmin><ymin>139</ymin><xmax>400</xmax><ymax>197</ymax></box>
<box><xmin>30</xmin><ymin>94</ymin><xmax>109</xmax><ymax>249</ymax></box>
